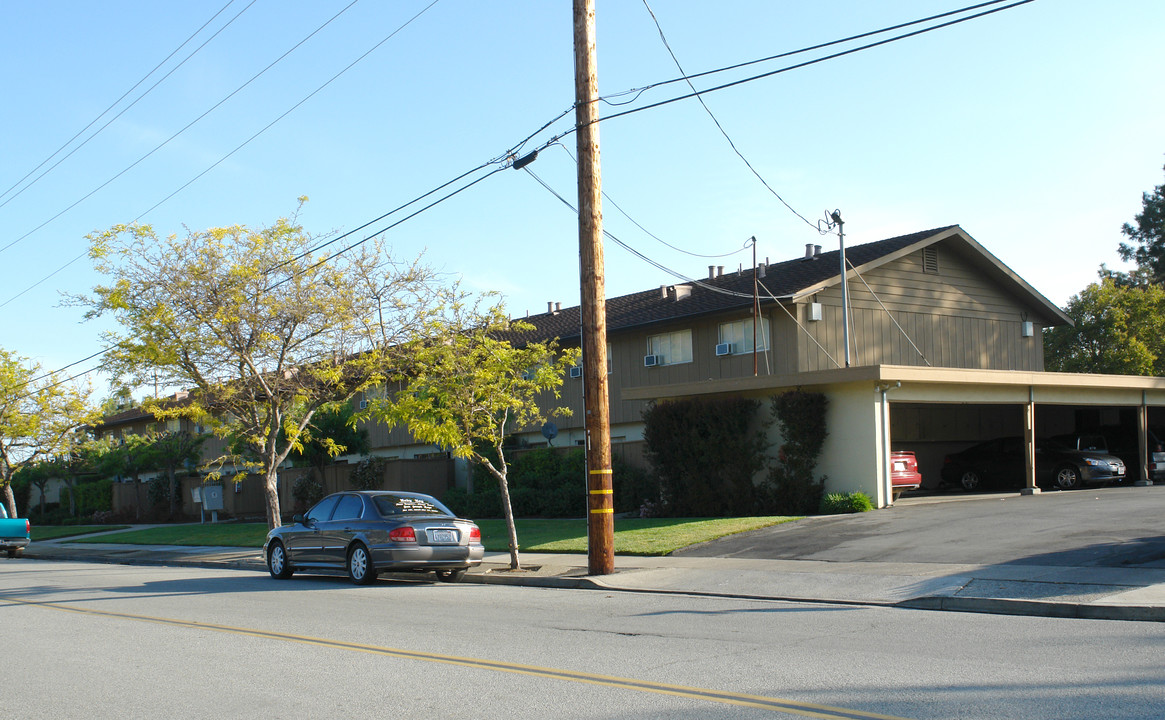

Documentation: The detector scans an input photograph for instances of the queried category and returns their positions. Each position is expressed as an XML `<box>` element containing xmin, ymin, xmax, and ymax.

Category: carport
<box><xmin>624</xmin><ymin>364</ymin><xmax>1165</xmax><ymax>508</ymax></box>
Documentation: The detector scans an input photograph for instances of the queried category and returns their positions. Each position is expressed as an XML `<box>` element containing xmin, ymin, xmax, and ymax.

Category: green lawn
<box><xmin>476</xmin><ymin>517</ymin><xmax>796</xmax><ymax>555</ymax></box>
<box><xmin>32</xmin><ymin>525</ymin><xmax>131</xmax><ymax>541</ymax></box>
<box><xmin>66</xmin><ymin>516</ymin><xmax>798</xmax><ymax>555</ymax></box>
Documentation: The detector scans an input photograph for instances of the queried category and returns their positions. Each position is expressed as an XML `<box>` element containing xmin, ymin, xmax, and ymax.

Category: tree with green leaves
<box><xmin>290</xmin><ymin>402</ymin><xmax>369</xmax><ymax>486</ymax></box>
<box><xmin>1110</xmin><ymin>164</ymin><xmax>1165</xmax><ymax>287</ymax></box>
<box><xmin>0</xmin><ymin>347</ymin><xmax>93</xmax><ymax>517</ymax></box>
<box><xmin>71</xmin><ymin>201</ymin><xmax>442</xmax><ymax>529</ymax></box>
<box><xmin>366</xmin><ymin>300</ymin><xmax>579</xmax><ymax>570</ymax></box>
<box><xmin>1044</xmin><ymin>279</ymin><xmax>1165</xmax><ymax>375</ymax></box>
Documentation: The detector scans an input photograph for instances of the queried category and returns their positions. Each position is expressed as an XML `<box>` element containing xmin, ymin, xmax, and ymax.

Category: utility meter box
<box><xmin>202</xmin><ymin>484</ymin><xmax>225</xmax><ymax>511</ymax></box>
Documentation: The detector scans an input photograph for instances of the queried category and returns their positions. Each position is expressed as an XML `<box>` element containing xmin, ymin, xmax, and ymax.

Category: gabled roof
<box><xmin>509</xmin><ymin>225</ymin><xmax>1070</xmax><ymax>343</ymax></box>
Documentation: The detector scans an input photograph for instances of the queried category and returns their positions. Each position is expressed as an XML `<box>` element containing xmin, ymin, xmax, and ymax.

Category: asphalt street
<box><xmin>4</xmin><ymin>561</ymin><xmax>1164</xmax><ymax>720</ymax></box>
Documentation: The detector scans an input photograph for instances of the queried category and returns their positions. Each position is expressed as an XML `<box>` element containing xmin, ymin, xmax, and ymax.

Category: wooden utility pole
<box><xmin>574</xmin><ymin>0</ymin><xmax>614</xmax><ymax>576</ymax></box>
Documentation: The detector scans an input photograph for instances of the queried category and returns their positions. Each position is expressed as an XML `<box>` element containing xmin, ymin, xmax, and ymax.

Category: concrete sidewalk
<box><xmin>18</xmin><ymin>534</ymin><xmax>1165</xmax><ymax>622</ymax></box>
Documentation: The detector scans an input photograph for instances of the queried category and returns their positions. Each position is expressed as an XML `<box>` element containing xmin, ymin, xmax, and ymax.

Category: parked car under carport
<box><xmin>940</xmin><ymin>436</ymin><xmax>1126</xmax><ymax>491</ymax></box>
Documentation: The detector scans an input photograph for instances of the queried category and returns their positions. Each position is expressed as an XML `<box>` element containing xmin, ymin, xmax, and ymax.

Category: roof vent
<box><xmin>708</xmin><ymin>265</ymin><xmax>716</xmax><ymax>279</ymax></box>
<box><xmin>673</xmin><ymin>284</ymin><xmax>692</xmax><ymax>301</ymax></box>
<box><xmin>757</xmin><ymin>262</ymin><xmax>767</xmax><ymax>278</ymax></box>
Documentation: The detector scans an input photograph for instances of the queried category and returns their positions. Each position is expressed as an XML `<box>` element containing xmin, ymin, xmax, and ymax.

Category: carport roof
<box><xmin>623</xmin><ymin>364</ymin><xmax>1165</xmax><ymax>407</ymax></box>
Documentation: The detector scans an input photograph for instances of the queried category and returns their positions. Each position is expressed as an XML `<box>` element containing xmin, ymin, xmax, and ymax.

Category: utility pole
<box><xmin>832</xmin><ymin>210</ymin><xmax>852</xmax><ymax>367</ymax></box>
<box><xmin>574</xmin><ymin>0</ymin><xmax>614</xmax><ymax>575</ymax></box>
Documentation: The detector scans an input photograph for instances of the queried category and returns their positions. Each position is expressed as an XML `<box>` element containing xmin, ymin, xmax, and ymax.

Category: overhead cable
<box><xmin>2</xmin><ymin>0</ymin><xmax>444</xmax><ymax>308</ymax></box>
<box><xmin>0</xmin><ymin>0</ymin><xmax>256</xmax><ymax>210</ymax></box>
<box><xmin>640</xmin><ymin>0</ymin><xmax>817</xmax><ymax>231</ymax></box>
<box><xmin>0</xmin><ymin>0</ymin><xmax>364</xmax><ymax>256</ymax></box>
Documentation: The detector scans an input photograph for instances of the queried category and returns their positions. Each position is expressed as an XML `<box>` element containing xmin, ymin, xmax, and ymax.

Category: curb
<box><xmin>898</xmin><ymin>596</ymin><xmax>1165</xmax><ymax>623</ymax></box>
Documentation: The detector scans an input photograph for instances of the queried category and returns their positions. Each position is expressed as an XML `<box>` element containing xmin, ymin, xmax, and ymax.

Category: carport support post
<box><xmin>1136</xmin><ymin>392</ymin><xmax>1152</xmax><ymax>486</ymax></box>
<box><xmin>1020</xmin><ymin>386</ymin><xmax>1041</xmax><ymax>495</ymax></box>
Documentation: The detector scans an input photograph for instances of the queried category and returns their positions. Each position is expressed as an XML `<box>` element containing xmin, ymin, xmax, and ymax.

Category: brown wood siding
<box><xmin>795</xmin><ymin>246</ymin><xmax>1047</xmax><ymax>371</ymax></box>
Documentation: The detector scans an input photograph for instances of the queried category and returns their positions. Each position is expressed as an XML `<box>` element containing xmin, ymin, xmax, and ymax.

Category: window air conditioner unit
<box><xmin>569</xmin><ymin>366</ymin><xmax>582</xmax><ymax>379</ymax></box>
<box><xmin>715</xmin><ymin>342</ymin><xmax>732</xmax><ymax>357</ymax></box>
<box><xmin>643</xmin><ymin>354</ymin><xmax>660</xmax><ymax>367</ymax></box>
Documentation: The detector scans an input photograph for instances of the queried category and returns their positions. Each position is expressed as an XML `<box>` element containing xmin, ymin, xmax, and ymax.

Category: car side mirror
<box><xmin>293</xmin><ymin>514</ymin><xmax>306</xmax><ymax>525</ymax></box>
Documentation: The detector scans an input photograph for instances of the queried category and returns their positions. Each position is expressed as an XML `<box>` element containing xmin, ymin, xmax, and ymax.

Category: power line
<box><xmin>0</xmin><ymin>0</ymin><xmax>255</xmax><ymax>210</ymax></box>
<box><xmin>595</xmin><ymin>0</ymin><xmax>1036</xmax><ymax>129</ymax></box>
<box><xmin>0</xmin><ymin>0</ymin><xmax>363</xmax><ymax>256</ymax></box>
<box><xmin>599</xmin><ymin>0</ymin><xmax>1016</xmax><ymax>110</ymax></box>
<box><xmin>514</xmin><ymin>0</ymin><xmax>1035</xmax><ymax>169</ymax></box>
<box><xmin>523</xmin><ymin>166</ymin><xmax>753</xmax><ymax>300</ymax></box>
<box><xmin>264</xmin><ymin>164</ymin><xmax>508</xmax><ymax>292</ymax></box>
<box><xmin>553</xmin><ymin>144</ymin><xmax>744</xmax><ymax>260</ymax></box>
<box><xmin>641</xmin><ymin>0</ymin><xmax>818</xmax><ymax>231</ymax></box>
<box><xmin>2</xmin><ymin>0</ymin><xmax>443</xmax><ymax>308</ymax></box>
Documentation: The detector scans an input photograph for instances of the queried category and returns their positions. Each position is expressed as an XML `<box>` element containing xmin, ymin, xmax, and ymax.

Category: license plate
<box><xmin>428</xmin><ymin>528</ymin><xmax>458</xmax><ymax>544</ymax></box>
<box><xmin>892</xmin><ymin>461</ymin><xmax>907</xmax><ymax>471</ymax></box>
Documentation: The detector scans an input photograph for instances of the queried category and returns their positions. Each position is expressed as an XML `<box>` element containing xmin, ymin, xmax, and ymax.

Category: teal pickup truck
<box><xmin>0</xmin><ymin>503</ymin><xmax>30</xmax><ymax>558</ymax></box>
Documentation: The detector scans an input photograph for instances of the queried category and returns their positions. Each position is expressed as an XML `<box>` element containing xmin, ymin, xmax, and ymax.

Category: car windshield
<box><xmin>373</xmin><ymin>494</ymin><xmax>452</xmax><ymax>517</ymax></box>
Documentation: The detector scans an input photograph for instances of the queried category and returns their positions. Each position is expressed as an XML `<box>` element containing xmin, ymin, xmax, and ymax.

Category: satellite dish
<box><xmin>541</xmin><ymin>422</ymin><xmax>558</xmax><ymax>444</ymax></box>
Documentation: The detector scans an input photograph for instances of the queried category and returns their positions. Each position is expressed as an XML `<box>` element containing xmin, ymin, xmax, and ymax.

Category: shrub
<box><xmin>75</xmin><ymin>479</ymin><xmax>113</xmax><ymax>516</ymax></box>
<box><xmin>292</xmin><ymin>475</ymin><xmax>325</xmax><ymax>514</ymax></box>
<box><xmin>349</xmin><ymin>457</ymin><xmax>387</xmax><ymax>491</ymax></box>
<box><xmin>819</xmin><ymin>491</ymin><xmax>874</xmax><ymax>514</ymax></box>
<box><xmin>642</xmin><ymin>397</ymin><xmax>767</xmax><ymax>517</ymax></box>
<box><xmin>761</xmin><ymin>390</ymin><xmax>828</xmax><ymax>515</ymax></box>
<box><xmin>445</xmin><ymin>445</ymin><xmax>649</xmax><ymax>519</ymax></box>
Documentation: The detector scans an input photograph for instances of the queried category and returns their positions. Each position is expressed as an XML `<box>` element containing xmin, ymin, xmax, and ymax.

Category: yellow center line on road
<box><xmin>3</xmin><ymin>596</ymin><xmax>911</xmax><ymax>719</ymax></box>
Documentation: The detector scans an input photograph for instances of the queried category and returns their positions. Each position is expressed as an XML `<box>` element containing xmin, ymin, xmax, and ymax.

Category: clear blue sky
<box><xmin>2</xmin><ymin>0</ymin><xmax>1162</xmax><ymax>395</ymax></box>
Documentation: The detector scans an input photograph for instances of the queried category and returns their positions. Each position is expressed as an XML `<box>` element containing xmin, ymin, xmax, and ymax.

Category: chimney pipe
<box><xmin>717</xmin><ymin>265</ymin><xmax>724</xmax><ymax>277</ymax></box>
<box><xmin>555</xmin><ymin>302</ymin><xmax>561</xmax><ymax>312</ymax></box>
<box><xmin>814</xmin><ymin>244</ymin><xmax>822</xmax><ymax>256</ymax></box>
<box><xmin>708</xmin><ymin>265</ymin><xmax>715</xmax><ymax>279</ymax></box>
<box><xmin>547</xmin><ymin>301</ymin><xmax>553</xmax><ymax>314</ymax></box>
<box><xmin>805</xmin><ymin>243</ymin><xmax>814</xmax><ymax>258</ymax></box>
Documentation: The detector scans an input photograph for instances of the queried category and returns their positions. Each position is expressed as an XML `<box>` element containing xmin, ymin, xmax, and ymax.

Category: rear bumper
<box><xmin>369</xmin><ymin>543</ymin><xmax>485</xmax><ymax>570</ymax></box>
<box><xmin>1</xmin><ymin>538</ymin><xmax>30</xmax><ymax>551</ymax></box>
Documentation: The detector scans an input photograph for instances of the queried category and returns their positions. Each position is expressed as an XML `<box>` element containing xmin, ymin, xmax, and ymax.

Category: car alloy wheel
<box><xmin>1054</xmin><ymin>465</ymin><xmax>1082</xmax><ymax>490</ymax></box>
<box><xmin>959</xmin><ymin>470</ymin><xmax>981</xmax><ymax>491</ymax></box>
<box><xmin>267</xmin><ymin>542</ymin><xmax>293</xmax><ymax>579</ymax></box>
<box><xmin>348</xmin><ymin>543</ymin><xmax>376</xmax><ymax>585</ymax></box>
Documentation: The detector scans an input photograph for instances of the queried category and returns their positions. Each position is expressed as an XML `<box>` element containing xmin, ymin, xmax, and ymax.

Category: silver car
<box><xmin>264</xmin><ymin>491</ymin><xmax>484</xmax><ymax>585</ymax></box>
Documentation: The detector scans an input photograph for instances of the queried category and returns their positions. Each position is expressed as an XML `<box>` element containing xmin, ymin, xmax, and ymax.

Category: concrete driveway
<box><xmin>674</xmin><ymin>484</ymin><xmax>1165</xmax><ymax>569</ymax></box>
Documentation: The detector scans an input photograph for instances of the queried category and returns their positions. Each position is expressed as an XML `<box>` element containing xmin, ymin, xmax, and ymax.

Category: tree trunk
<box><xmin>167</xmin><ymin>465</ymin><xmax>178</xmax><ymax>519</ymax></box>
<box><xmin>495</xmin><ymin>473</ymin><xmax>521</xmax><ymax>570</ymax></box>
<box><xmin>264</xmin><ymin>468</ymin><xmax>282</xmax><ymax>530</ymax></box>
<box><xmin>3</xmin><ymin>484</ymin><xmax>15</xmax><ymax>518</ymax></box>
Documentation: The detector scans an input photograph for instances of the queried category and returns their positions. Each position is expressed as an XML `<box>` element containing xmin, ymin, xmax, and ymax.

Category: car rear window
<box><xmin>373</xmin><ymin>494</ymin><xmax>450</xmax><ymax>517</ymax></box>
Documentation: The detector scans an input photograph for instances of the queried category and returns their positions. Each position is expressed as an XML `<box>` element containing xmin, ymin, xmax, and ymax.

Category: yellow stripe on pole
<box><xmin>589</xmin><ymin>468</ymin><xmax>613</xmax><ymax>475</ymax></box>
<box><xmin>590</xmin><ymin>508</ymin><xmax>614</xmax><ymax>514</ymax></box>
<box><xmin>589</xmin><ymin>489</ymin><xmax>613</xmax><ymax>495</ymax></box>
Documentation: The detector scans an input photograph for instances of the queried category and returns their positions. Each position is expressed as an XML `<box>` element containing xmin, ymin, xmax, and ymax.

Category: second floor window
<box><xmin>647</xmin><ymin>329</ymin><xmax>693</xmax><ymax>365</ymax></box>
<box><xmin>719</xmin><ymin>316</ymin><xmax>769</xmax><ymax>355</ymax></box>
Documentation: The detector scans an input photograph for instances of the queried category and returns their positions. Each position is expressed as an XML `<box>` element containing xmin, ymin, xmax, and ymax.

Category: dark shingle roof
<box><xmin>509</xmin><ymin>226</ymin><xmax>956</xmax><ymax>343</ymax></box>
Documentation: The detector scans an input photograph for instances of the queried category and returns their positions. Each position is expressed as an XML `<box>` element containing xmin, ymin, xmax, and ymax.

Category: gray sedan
<box><xmin>264</xmin><ymin>491</ymin><xmax>484</xmax><ymax>585</ymax></box>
